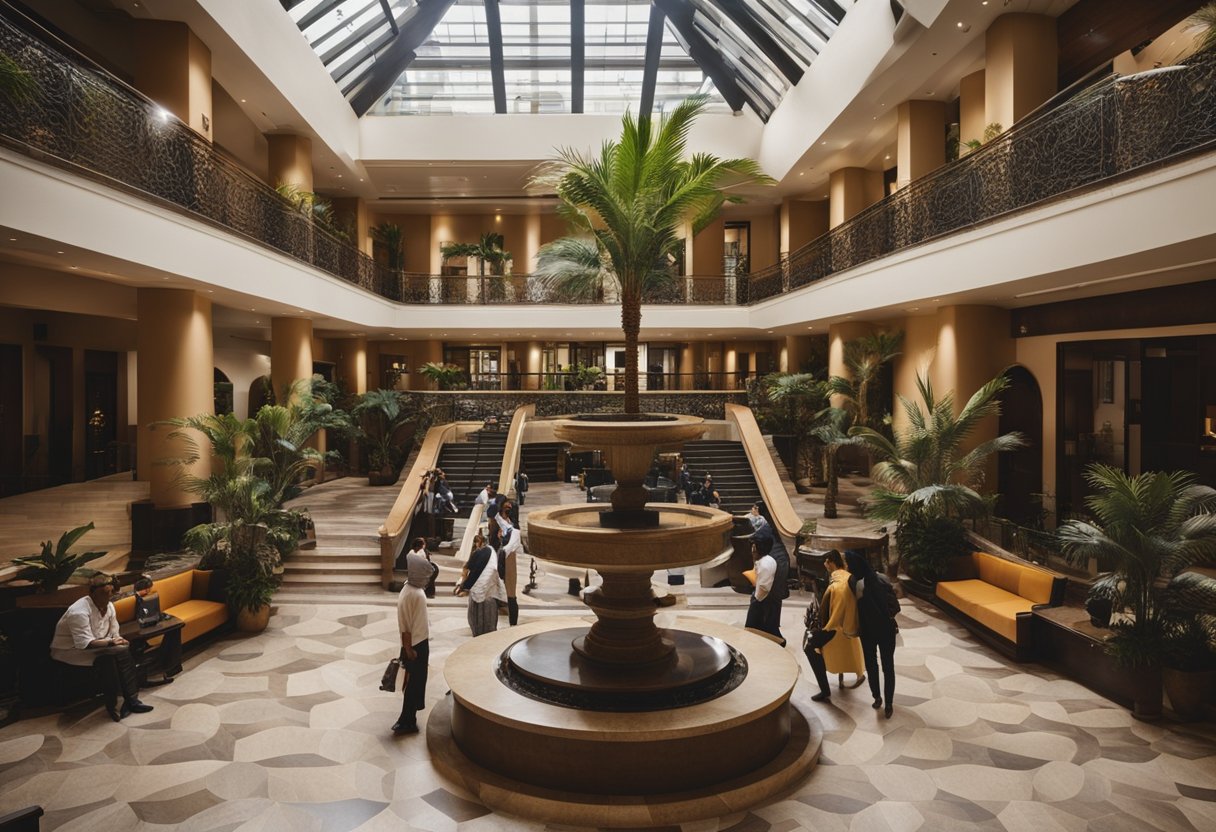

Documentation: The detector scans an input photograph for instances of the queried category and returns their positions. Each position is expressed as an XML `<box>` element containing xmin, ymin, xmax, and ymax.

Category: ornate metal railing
<box><xmin>402</xmin><ymin>390</ymin><xmax>749</xmax><ymax>422</ymax></box>
<box><xmin>746</xmin><ymin>54</ymin><xmax>1216</xmax><ymax>303</ymax></box>
<box><xmin>0</xmin><ymin>8</ymin><xmax>408</xmax><ymax>299</ymax></box>
<box><xmin>397</xmin><ymin>273</ymin><xmax>740</xmax><ymax>304</ymax></box>
<box><xmin>2</xmin><ymin>3</ymin><xmax>1214</xmax><ymax>310</ymax></box>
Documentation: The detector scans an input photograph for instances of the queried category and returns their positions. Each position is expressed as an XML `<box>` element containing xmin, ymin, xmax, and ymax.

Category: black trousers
<box><xmin>861</xmin><ymin>630</ymin><xmax>896</xmax><ymax>705</ymax></box>
<box><xmin>130</xmin><ymin>627</ymin><xmax>183</xmax><ymax>680</ymax></box>
<box><xmin>398</xmin><ymin>639</ymin><xmax>429</xmax><ymax>725</ymax></box>
<box><xmin>745</xmin><ymin>596</ymin><xmax>784</xmax><ymax>644</ymax></box>
<box><xmin>804</xmin><ymin>644</ymin><xmax>831</xmax><ymax>697</ymax></box>
<box><xmin>92</xmin><ymin>646</ymin><xmax>140</xmax><ymax>708</ymax></box>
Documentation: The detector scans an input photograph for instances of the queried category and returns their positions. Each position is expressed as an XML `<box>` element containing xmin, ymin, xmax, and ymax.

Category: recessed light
<box><xmin>885</xmin><ymin>155</ymin><xmax>891</xmax><ymax>160</ymax></box>
<box><xmin>7</xmin><ymin>237</ymin><xmax>15</xmax><ymax>241</ymax></box>
<box><xmin>69</xmin><ymin>265</ymin><xmax>78</xmax><ymax>270</ymax></box>
<box><xmin>908</xmin><ymin>307</ymin><xmax>919</xmax><ymax>311</ymax></box>
<box><xmin>806</xmin><ymin>326</ymin><xmax>813</xmax><ymax>330</ymax></box>
<box><xmin>56</xmin><ymin>250</ymin><xmax>64</xmax><ymax>254</ymax></box>
<box><xmin>799</xmin><ymin>171</ymin><xmax>804</xmax><ymax>176</ymax></box>
<box><xmin>956</xmin><ymin>21</ymin><xmax>971</xmax><ymax>32</ymax></box>
<box><xmin>240</xmin><ymin>98</ymin><xmax>247</xmax><ymax>103</ymax></box>
<box><xmin>933</xmin><ymin>298</ymin><xmax>941</xmax><ymax>302</ymax></box>
<box><xmin>925</xmin><ymin>91</ymin><xmax>935</xmax><ymax>96</ymax></box>
<box><xmin>820</xmin><ymin>141</ymin><xmax>827</xmax><ymax>145</ymax></box>
<box><xmin>337</xmin><ymin>174</ymin><xmax>342</xmax><ymax>178</ymax></box>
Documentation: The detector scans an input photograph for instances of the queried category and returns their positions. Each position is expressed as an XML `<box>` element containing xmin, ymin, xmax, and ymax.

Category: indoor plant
<box><xmin>420</xmin><ymin>361</ymin><xmax>465</xmax><ymax>391</ymax></box>
<box><xmin>851</xmin><ymin>367</ymin><xmax>1025</xmax><ymax>581</ymax></box>
<box><xmin>11</xmin><ymin>523</ymin><xmax>107</xmax><ymax>593</ymax></box>
<box><xmin>755</xmin><ymin>372</ymin><xmax>828</xmax><ymax>492</ymax></box>
<box><xmin>1058</xmin><ymin>465</ymin><xmax>1216</xmax><ymax>719</ymax></box>
<box><xmin>352</xmin><ymin>388</ymin><xmax>414</xmax><ymax>485</ymax></box>
<box><xmin>532</xmin><ymin>95</ymin><xmax>772</xmax><ymax>413</ymax></box>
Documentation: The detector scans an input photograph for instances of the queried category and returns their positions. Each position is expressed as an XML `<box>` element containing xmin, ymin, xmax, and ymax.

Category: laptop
<box><xmin>136</xmin><ymin>592</ymin><xmax>163</xmax><ymax>628</ymax></box>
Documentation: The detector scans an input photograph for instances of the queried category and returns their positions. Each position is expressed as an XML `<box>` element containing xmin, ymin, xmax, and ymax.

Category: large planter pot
<box><xmin>1129</xmin><ymin>664</ymin><xmax>1163</xmax><ymax>721</ymax></box>
<box><xmin>1164</xmin><ymin>667</ymin><xmax>1216</xmax><ymax>721</ymax></box>
<box><xmin>236</xmin><ymin>604</ymin><xmax>271</xmax><ymax>633</ymax></box>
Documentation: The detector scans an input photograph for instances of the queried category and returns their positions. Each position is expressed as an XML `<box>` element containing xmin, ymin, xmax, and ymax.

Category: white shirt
<box><xmin>475</xmin><ymin>489</ymin><xmax>492</xmax><ymax>506</ymax></box>
<box><xmin>396</xmin><ymin>583</ymin><xmax>429</xmax><ymax>647</ymax></box>
<box><xmin>753</xmin><ymin>555</ymin><xmax>776</xmax><ymax>602</ymax></box>
<box><xmin>497</xmin><ymin>515</ymin><xmax>522</xmax><ymax>557</ymax></box>
<box><xmin>51</xmin><ymin>595</ymin><xmax>120</xmax><ymax>666</ymax></box>
<box><xmin>470</xmin><ymin>559</ymin><xmax>506</xmax><ymax>603</ymax></box>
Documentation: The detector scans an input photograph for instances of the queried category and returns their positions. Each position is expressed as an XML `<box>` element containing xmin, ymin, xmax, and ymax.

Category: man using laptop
<box><xmin>51</xmin><ymin>574</ymin><xmax>154</xmax><ymax>721</ymax></box>
<box><xmin>131</xmin><ymin>576</ymin><xmax>182</xmax><ymax>682</ymax></box>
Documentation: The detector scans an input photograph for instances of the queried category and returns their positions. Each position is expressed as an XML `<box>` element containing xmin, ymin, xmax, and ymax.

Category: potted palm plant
<box><xmin>1058</xmin><ymin>465</ymin><xmax>1216</xmax><ymax>720</ymax></box>
<box><xmin>531</xmin><ymin>96</ymin><xmax>772</xmax><ymax>414</ymax></box>
<box><xmin>851</xmin><ymin>368</ymin><xmax>1026</xmax><ymax>582</ymax></box>
<box><xmin>420</xmin><ymin>361</ymin><xmax>465</xmax><ymax>391</ymax></box>
<box><xmin>757</xmin><ymin>372</ymin><xmax>828</xmax><ymax>492</ymax></box>
<box><xmin>352</xmin><ymin>389</ymin><xmax>413</xmax><ymax>485</ymax></box>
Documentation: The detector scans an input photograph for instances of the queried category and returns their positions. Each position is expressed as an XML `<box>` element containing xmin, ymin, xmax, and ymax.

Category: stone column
<box><xmin>780</xmin><ymin>198</ymin><xmax>830</xmax><ymax>254</ymax></box>
<box><xmin>332</xmin><ymin>198</ymin><xmax>371</xmax><ymax>254</ymax></box>
<box><xmin>897</xmin><ymin>100</ymin><xmax>947</xmax><ymax>188</ymax></box>
<box><xmin>337</xmin><ymin>337</ymin><xmax>368</xmax><ymax>396</ymax></box>
<box><xmin>134</xmin><ymin>20</ymin><xmax>213</xmax><ymax>141</ymax></box>
<box><xmin>267</xmin><ymin>134</ymin><xmax>313</xmax><ymax>192</ymax></box>
<box><xmin>829</xmin><ymin>168</ymin><xmax>884</xmax><ymax>228</ymax></box>
<box><xmin>524</xmin><ymin>340</ymin><xmax>542</xmax><ymax>390</ymax></box>
<box><xmin>985</xmin><ymin>14</ymin><xmax>1058</xmax><ymax>132</ymax></box>
<box><xmin>132</xmin><ymin>289</ymin><xmax>213</xmax><ymax>551</ymax></box>
<box><xmin>783</xmin><ymin>335</ymin><xmax>811</xmax><ymax>374</ymax></box>
<box><xmin>271</xmin><ymin>317</ymin><xmax>314</xmax><ymax>403</ymax></box>
<box><xmin>827</xmin><ymin>321</ymin><xmax>874</xmax><ymax>407</ymax></box>
<box><xmin>959</xmin><ymin>70</ymin><xmax>986</xmax><ymax>150</ymax></box>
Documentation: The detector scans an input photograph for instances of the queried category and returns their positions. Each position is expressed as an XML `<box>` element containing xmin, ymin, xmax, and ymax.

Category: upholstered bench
<box><xmin>114</xmin><ymin>569</ymin><xmax>229</xmax><ymax>645</ymax></box>
<box><xmin>935</xmin><ymin>552</ymin><xmax>1067</xmax><ymax>660</ymax></box>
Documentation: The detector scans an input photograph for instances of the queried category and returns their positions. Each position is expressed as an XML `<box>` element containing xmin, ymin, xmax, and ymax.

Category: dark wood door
<box><xmin>0</xmin><ymin>344</ymin><xmax>21</xmax><ymax>496</ymax></box>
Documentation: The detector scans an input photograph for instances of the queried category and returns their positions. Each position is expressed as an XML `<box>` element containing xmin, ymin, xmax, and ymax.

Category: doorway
<box><xmin>997</xmin><ymin>365</ymin><xmax>1043</xmax><ymax>526</ymax></box>
<box><xmin>84</xmin><ymin>350</ymin><xmax>118</xmax><ymax>480</ymax></box>
<box><xmin>35</xmin><ymin>346</ymin><xmax>73</xmax><ymax>486</ymax></box>
<box><xmin>0</xmin><ymin>344</ymin><xmax>21</xmax><ymax>496</ymax></box>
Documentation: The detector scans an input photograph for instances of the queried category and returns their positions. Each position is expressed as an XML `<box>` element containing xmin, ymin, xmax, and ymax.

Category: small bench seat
<box><xmin>934</xmin><ymin>552</ymin><xmax>1066</xmax><ymax>660</ymax></box>
<box><xmin>113</xmin><ymin>569</ymin><xmax>228</xmax><ymax>645</ymax></box>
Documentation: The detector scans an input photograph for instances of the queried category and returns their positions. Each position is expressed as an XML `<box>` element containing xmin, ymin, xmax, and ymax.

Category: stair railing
<box><xmin>454</xmin><ymin>404</ymin><xmax>534</xmax><ymax>564</ymax></box>
<box><xmin>377</xmin><ymin>422</ymin><xmax>460</xmax><ymax>589</ymax></box>
<box><xmin>724</xmin><ymin>403</ymin><xmax>804</xmax><ymax>554</ymax></box>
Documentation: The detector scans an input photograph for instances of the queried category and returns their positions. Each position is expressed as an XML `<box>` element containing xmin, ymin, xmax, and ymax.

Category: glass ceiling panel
<box><xmin>285</xmin><ymin>0</ymin><xmax>848</xmax><ymax>120</ymax></box>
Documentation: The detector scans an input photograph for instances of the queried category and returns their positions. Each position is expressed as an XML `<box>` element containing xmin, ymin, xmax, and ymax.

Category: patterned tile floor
<box><xmin>3</xmin><ymin>581</ymin><xmax>1215</xmax><ymax>831</ymax></box>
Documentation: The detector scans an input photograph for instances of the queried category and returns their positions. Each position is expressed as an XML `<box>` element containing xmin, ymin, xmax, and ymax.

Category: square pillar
<box><xmin>897</xmin><ymin>100</ymin><xmax>947</xmax><ymax>187</ymax></box>
<box><xmin>267</xmin><ymin>134</ymin><xmax>313</xmax><ymax>193</ymax></box>
<box><xmin>985</xmin><ymin>14</ymin><xmax>1058</xmax><ymax>132</ymax></box>
<box><xmin>959</xmin><ymin>70</ymin><xmax>986</xmax><ymax>149</ymax></box>
<box><xmin>134</xmin><ymin>20</ymin><xmax>213</xmax><ymax>141</ymax></box>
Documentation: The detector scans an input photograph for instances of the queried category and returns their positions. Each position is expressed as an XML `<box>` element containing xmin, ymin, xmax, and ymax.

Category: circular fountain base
<box><xmin>430</xmin><ymin>615</ymin><xmax>818</xmax><ymax>825</ymax></box>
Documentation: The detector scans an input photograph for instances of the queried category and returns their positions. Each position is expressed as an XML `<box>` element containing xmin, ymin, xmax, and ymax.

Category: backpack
<box><xmin>872</xmin><ymin>574</ymin><xmax>900</xmax><ymax>632</ymax></box>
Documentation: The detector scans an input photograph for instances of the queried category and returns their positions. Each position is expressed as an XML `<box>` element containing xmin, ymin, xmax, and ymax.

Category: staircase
<box><xmin>436</xmin><ymin>426</ymin><xmax>510</xmax><ymax>510</ymax></box>
<box><xmin>681</xmin><ymin>440</ymin><xmax>763</xmax><ymax>515</ymax></box>
<box><xmin>520</xmin><ymin>442</ymin><xmax>566</xmax><ymax>483</ymax></box>
<box><xmin>279</xmin><ymin>475</ymin><xmax>399</xmax><ymax>594</ymax></box>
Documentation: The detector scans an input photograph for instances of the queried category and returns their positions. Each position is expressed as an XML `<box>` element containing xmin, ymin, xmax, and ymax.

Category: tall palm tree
<box><xmin>826</xmin><ymin>330</ymin><xmax>903</xmax><ymax>432</ymax></box>
<box><xmin>851</xmin><ymin>368</ymin><xmax>1025</xmax><ymax>522</ymax></box>
<box><xmin>760</xmin><ymin>372</ymin><xmax>827</xmax><ymax>486</ymax></box>
<box><xmin>811</xmin><ymin>405</ymin><xmax>855</xmax><ymax>519</ymax></box>
<box><xmin>440</xmin><ymin>232</ymin><xmax>512</xmax><ymax>276</ymax></box>
<box><xmin>851</xmin><ymin>368</ymin><xmax>1025</xmax><ymax>578</ymax></box>
<box><xmin>531</xmin><ymin>96</ymin><xmax>772</xmax><ymax>413</ymax></box>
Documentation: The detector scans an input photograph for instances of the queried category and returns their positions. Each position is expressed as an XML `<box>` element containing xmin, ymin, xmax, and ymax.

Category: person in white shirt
<box><xmin>496</xmin><ymin>505</ymin><xmax>522</xmax><ymax>625</ymax></box>
<box><xmin>394</xmin><ymin>549</ymin><xmax>431</xmax><ymax>735</ymax></box>
<box><xmin>474</xmin><ymin>483</ymin><xmax>496</xmax><ymax>506</ymax></box>
<box><xmin>459</xmin><ymin>532</ymin><xmax>505</xmax><ymax>636</ymax></box>
<box><xmin>404</xmin><ymin>537</ymin><xmax>438</xmax><ymax>598</ymax></box>
<box><xmin>50</xmin><ymin>574</ymin><xmax>154</xmax><ymax>721</ymax></box>
<box><xmin>744</xmin><ymin>536</ymin><xmax>787</xmax><ymax>645</ymax></box>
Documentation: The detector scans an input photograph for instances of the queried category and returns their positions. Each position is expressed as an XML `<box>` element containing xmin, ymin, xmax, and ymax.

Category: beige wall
<box><xmin>335</xmin><ymin>337</ymin><xmax>368</xmax><ymax>395</ymax></box>
<box><xmin>781</xmin><ymin>198</ymin><xmax>829</xmax><ymax>254</ymax></box>
<box><xmin>267</xmin><ymin>134</ymin><xmax>313</xmax><ymax>192</ymax></box>
<box><xmin>211</xmin><ymin>80</ymin><xmax>269</xmax><ymax>183</ymax></box>
<box><xmin>1112</xmin><ymin>19</ymin><xmax>1203</xmax><ymax>75</ymax></box>
<box><xmin>829</xmin><ymin>168</ymin><xmax>884</xmax><ymax>228</ymax></box>
<box><xmin>897</xmin><ymin>100</ymin><xmax>947</xmax><ymax>187</ymax></box>
<box><xmin>134</xmin><ymin>20</ymin><xmax>212</xmax><ymax>141</ymax></box>
<box><xmin>270</xmin><ymin>317</ymin><xmax>313</xmax><ymax>401</ymax></box>
<box><xmin>959</xmin><ymin>70</ymin><xmax>986</xmax><ymax>149</ymax></box>
<box><xmin>691</xmin><ymin>208</ymin><xmax>779</xmax><ymax>274</ymax></box>
<box><xmin>985</xmin><ymin>14</ymin><xmax>1058</xmax><ymax>131</ymax></box>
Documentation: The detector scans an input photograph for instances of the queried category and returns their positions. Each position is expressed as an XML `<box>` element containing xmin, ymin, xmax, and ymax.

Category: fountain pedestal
<box><xmin>429</xmin><ymin>414</ymin><xmax>819</xmax><ymax>826</ymax></box>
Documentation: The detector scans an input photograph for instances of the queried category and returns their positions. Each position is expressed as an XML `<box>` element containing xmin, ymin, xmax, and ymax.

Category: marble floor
<box><xmin>3</xmin><ymin>573</ymin><xmax>1215</xmax><ymax>832</ymax></box>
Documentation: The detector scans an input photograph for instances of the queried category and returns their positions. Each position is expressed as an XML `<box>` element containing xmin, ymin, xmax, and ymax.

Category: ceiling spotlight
<box><xmin>240</xmin><ymin>98</ymin><xmax>247</xmax><ymax>103</ymax></box>
<box><xmin>56</xmin><ymin>250</ymin><xmax>64</xmax><ymax>254</ymax></box>
<box><xmin>7</xmin><ymin>237</ymin><xmax>15</xmax><ymax>241</ymax></box>
<box><xmin>69</xmin><ymin>265</ymin><xmax>79</xmax><ymax>270</ymax></box>
<box><xmin>799</xmin><ymin>171</ymin><xmax>804</xmax><ymax>176</ymax></box>
<box><xmin>956</xmin><ymin>21</ymin><xmax>971</xmax><ymax>32</ymax></box>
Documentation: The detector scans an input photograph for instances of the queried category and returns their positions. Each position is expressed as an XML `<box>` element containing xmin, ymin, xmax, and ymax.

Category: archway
<box><xmin>247</xmin><ymin>375</ymin><xmax>274</xmax><ymax>419</ymax></box>
<box><xmin>997</xmin><ymin>365</ymin><xmax>1044</xmax><ymax>526</ymax></box>
<box><xmin>214</xmin><ymin>367</ymin><xmax>233</xmax><ymax>415</ymax></box>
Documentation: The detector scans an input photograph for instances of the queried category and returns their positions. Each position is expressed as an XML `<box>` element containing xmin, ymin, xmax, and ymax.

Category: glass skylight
<box><xmin>282</xmin><ymin>0</ymin><xmax>849</xmax><ymax>120</ymax></box>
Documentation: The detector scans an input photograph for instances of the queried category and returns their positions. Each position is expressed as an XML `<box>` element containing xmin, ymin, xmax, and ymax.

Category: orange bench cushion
<box><xmin>936</xmin><ymin>579</ymin><xmax>1015</xmax><ymax>618</ymax></box>
<box><xmin>166</xmin><ymin>599</ymin><xmax>229</xmax><ymax>645</ymax></box>
<box><xmin>113</xmin><ymin>569</ymin><xmax>228</xmax><ymax>643</ymax></box>
<box><xmin>971</xmin><ymin>552</ymin><xmax>1056</xmax><ymax>605</ymax></box>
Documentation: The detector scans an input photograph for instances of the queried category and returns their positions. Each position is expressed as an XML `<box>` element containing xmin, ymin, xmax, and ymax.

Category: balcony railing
<box><xmin>746</xmin><ymin>54</ymin><xmax>1216</xmax><ymax>303</ymax></box>
<box><xmin>411</xmin><ymin>371</ymin><xmax>757</xmax><ymax>392</ymax></box>
<box><xmin>2</xmin><ymin>4</ymin><xmax>1214</xmax><ymax>310</ymax></box>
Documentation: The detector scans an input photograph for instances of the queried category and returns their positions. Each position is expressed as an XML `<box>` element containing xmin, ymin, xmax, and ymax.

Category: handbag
<box><xmin>801</xmin><ymin>595</ymin><xmax>837</xmax><ymax>653</ymax></box>
<box><xmin>380</xmin><ymin>657</ymin><xmax>408</xmax><ymax>692</ymax></box>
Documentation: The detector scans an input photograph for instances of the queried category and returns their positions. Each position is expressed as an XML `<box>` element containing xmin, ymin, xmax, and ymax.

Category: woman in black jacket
<box><xmin>845</xmin><ymin>550</ymin><xmax>899</xmax><ymax>718</ymax></box>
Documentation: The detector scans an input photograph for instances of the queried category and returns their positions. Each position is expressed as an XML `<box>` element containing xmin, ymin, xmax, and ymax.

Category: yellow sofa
<box><xmin>935</xmin><ymin>552</ymin><xmax>1066</xmax><ymax>660</ymax></box>
<box><xmin>114</xmin><ymin>569</ymin><xmax>229</xmax><ymax>645</ymax></box>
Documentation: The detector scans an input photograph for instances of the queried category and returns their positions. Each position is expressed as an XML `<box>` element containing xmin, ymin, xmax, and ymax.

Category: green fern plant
<box><xmin>12</xmin><ymin>523</ymin><xmax>107</xmax><ymax>592</ymax></box>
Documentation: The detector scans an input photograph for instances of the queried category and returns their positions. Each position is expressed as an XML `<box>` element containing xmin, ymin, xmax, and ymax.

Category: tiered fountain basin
<box><xmin>429</xmin><ymin>413</ymin><xmax>817</xmax><ymax>825</ymax></box>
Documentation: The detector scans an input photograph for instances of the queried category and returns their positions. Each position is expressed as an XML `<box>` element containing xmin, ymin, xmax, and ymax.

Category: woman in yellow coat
<box><xmin>805</xmin><ymin>550</ymin><xmax>865</xmax><ymax>702</ymax></box>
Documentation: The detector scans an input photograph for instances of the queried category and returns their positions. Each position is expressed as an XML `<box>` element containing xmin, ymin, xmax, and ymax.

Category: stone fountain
<box><xmin>428</xmin><ymin>414</ymin><xmax>819</xmax><ymax>826</ymax></box>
